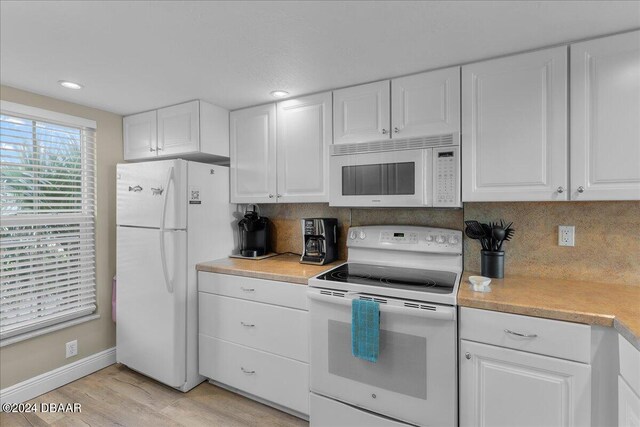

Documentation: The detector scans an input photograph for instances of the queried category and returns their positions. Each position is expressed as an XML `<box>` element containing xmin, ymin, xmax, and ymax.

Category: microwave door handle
<box><xmin>307</xmin><ymin>291</ymin><xmax>455</xmax><ymax>321</ymax></box>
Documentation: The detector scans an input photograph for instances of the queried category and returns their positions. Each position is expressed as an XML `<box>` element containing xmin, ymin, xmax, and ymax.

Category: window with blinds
<box><xmin>0</xmin><ymin>109</ymin><xmax>96</xmax><ymax>341</ymax></box>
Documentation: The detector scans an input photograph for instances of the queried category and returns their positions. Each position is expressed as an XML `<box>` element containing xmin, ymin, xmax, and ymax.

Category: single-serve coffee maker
<box><xmin>300</xmin><ymin>218</ymin><xmax>338</xmax><ymax>265</ymax></box>
<box><xmin>237</xmin><ymin>205</ymin><xmax>269</xmax><ymax>258</ymax></box>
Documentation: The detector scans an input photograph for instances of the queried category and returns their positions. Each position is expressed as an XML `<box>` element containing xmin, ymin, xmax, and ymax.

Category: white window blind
<box><xmin>0</xmin><ymin>106</ymin><xmax>96</xmax><ymax>341</ymax></box>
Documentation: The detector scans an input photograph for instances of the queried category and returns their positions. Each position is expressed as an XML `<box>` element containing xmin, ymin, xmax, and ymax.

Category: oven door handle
<box><xmin>307</xmin><ymin>291</ymin><xmax>455</xmax><ymax>321</ymax></box>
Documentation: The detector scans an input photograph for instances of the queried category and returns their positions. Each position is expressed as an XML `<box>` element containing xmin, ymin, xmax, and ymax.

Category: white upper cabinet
<box><xmin>391</xmin><ymin>67</ymin><xmax>460</xmax><ymax>138</ymax></box>
<box><xmin>124</xmin><ymin>100</ymin><xmax>229</xmax><ymax>162</ymax></box>
<box><xmin>276</xmin><ymin>92</ymin><xmax>332</xmax><ymax>203</ymax></box>
<box><xmin>333</xmin><ymin>81</ymin><xmax>390</xmax><ymax>144</ymax></box>
<box><xmin>230</xmin><ymin>104</ymin><xmax>277</xmax><ymax>204</ymax></box>
<box><xmin>462</xmin><ymin>46</ymin><xmax>568</xmax><ymax>201</ymax></box>
<box><xmin>157</xmin><ymin>101</ymin><xmax>199</xmax><ymax>156</ymax></box>
<box><xmin>571</xmin><ymin>31</ymin><xmax>640</xmax><ymax>201</ymax></box>
<box><xmin>123</xmin><ymin>110</ymin><xmax>157</xmax><ymax>160</ymax></box>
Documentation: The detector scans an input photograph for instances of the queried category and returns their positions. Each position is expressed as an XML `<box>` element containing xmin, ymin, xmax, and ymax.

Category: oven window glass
<box><xmin>341</xmin><ymin>162</ymin><xmax>415</xmax><ymax>196</ymax></box>
<box><xmin>327</xmin><ymin>320</ymin><xmax>427</xmax><ymax>399</ymax></box>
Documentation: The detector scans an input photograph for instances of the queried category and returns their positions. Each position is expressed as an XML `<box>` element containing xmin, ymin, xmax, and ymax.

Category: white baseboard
<box><xmin>0</xmin><ymin>347</ymin><xmax>116</xmax><ymax>406</ymax></box>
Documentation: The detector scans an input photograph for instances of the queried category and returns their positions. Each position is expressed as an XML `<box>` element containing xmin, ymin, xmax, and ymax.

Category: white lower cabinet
<box><xmin>619</xmin><ymin>334</ymin><xmax>640</xmax><ymax>427</ymax></box>
<box><xmin>460</xmin><ymin>308</ymin><xmax>592</xmax><ymax>427</ymax></box>
<box><xmin>619</xmin><ymin>376</ymin><xmax>640</xmax><ymax>427</ymax></box>
<box><xmin>460</xmin><ymin>340</ymin><xmax>591</xmax><ymax>427</ymax></box>
<box><xmin>200</xmin><ymin>336</ymin><xmax>309</xmax><ymax>415</ymax></box>
<box><xmin>198</xmin><ymin>272</ymin><xmax>309</xmax><ymax>416</ymax></box>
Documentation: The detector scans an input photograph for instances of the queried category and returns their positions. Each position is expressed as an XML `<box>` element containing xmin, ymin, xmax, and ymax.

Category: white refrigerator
<box><xmin>116</xmin><ymin>159</ymin><xmax>235</xmax><ymax>392</ymax></box>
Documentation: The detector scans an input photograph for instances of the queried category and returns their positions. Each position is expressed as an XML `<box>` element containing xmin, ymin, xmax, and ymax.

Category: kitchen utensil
<box><xmin>492</xmin><ymin>227</ymin><xmax>506</xmax><ymax>251</ymax></box>
<box><xmin>464</xmin><ymin>220</ymin><xmax>489</xmax><ymax>250</ymax></box>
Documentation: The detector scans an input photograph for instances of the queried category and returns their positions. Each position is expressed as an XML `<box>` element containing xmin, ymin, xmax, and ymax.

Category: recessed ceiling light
<box><xmin>58</xmin><ymin>80</ymin><xmax>84</xmax><ymax>90</ymax></box>
<box><xmin>270</xmin><ymin>90</ymin><xmax>289</xmax><ymax>98</ymax></box>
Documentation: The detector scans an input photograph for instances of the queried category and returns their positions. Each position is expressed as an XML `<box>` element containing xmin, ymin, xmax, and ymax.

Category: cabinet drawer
<box><xmin>198</xmin><ymin>272</ymin><xmax>308</xmax><ymax>310</ymax></box>
<box><xmin>199</xmin><ymin>335</ymin><xmax>309</xmax><ymax>415</ymax></box>
<box><xmin>459</xmin><ymin>307</ymin><xmax>591</xmax><ymax>363</ymax></box>
<box><xmin>199</xmin><ymin>293</ymin><xmax>308</xmax><ymax>362</ymax></box>
<box><xmin>620</xmin><ymin>335</ymin><xmax>640</xmax><ymax>397</ymax></box>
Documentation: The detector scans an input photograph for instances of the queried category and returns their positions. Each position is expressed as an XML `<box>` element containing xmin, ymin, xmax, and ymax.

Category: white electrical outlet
<box><xmin>558</xmin><ymin>226</ymin><xmax>575</xmax><ymax>247</ymax></box>
<box><xmin>65</xmin><ymin>340</ymin><xmax>78</xmax><ymax>358</ymax></box>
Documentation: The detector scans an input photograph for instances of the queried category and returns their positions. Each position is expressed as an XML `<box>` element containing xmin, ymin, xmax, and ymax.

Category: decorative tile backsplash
<box><xmin>463</xmin><ymin>201</ymin><xmax>640</xmax><ymax>285</ymax></box>
<box><xmin>259</xmin><ymin>201</ymin><xmax>639</xmax><ymax>286</ymax></box>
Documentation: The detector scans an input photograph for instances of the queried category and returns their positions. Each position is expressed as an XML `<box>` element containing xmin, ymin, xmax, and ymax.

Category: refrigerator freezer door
<box><xmin>117</xmin><ymin>159</ymin><xmax>187</xmax><ymax>229</ymax></box>
<box><xmin>116</xmin><ymin>226</ymin><xmax>187</xmax><ymax>388</ymax></box>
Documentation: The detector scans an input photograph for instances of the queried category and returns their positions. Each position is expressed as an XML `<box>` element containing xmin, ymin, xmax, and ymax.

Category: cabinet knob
<box><xmin>277</xmin><ymin>194</ymin><xmax>282</xmax><ymax>198</ymax></box>
<box><xmin>556</xmin><ymin>186</ymin><xmax>564</xmax><ymax>194</ymax></box>
<box><xmin>394</xmin><ymin>127</ymin><xmax>400</xmax><ymax>133</ymax></box>
<box><xmin>465</xmin><ymin>352</ymin><xmax>471</xmax><ymax>360</ymax></box>
<box><xmin>149</xmin><ymin>147</ymin><xmax>156</xmax><ymax>152</ymax></box>
<box><xmin>268</xmin><ymin>194</ymin><xmax>274</xmax><ymax>198</ymax></box>
<box><xmin>577</xmin><ymin>186</ymin><xmax>585</xmax><ymax>193</ymax></box>
<box><xmin>240</xmin><ymin>367</ymin><xmax>255</xmax><ymax>375</ymax></box>
<box><xmin>381</xmin><ymin>129</ymin><xmax>388</xmax><ymax>135</ymax></box>
<box><xmin>156</xmin><ymin>146</ymin><xmax>163</xmax><ymax>151</ymax></box>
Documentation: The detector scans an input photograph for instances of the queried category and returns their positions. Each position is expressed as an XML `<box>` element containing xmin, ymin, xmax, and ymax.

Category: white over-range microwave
<box><xmin>329</xmin><ymin>133</ymin><xmax>461</xmax><ymax>207</ymax></box>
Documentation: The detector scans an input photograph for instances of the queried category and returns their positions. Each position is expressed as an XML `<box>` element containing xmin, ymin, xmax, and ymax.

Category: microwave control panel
<box><xmin>433</xmin><ymin>146</ymin><xmax>460</xmax><ymax>208</ymax></box>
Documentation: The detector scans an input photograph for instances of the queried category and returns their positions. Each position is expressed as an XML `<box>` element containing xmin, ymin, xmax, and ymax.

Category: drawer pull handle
<box><xmin>240</xmin><ymin>322</ymin><xmax>255</xmax><ymax>327</ymax></box>
<box><xmin>240</xmin><ymin>367</ymin><xmax>255</xmax><ymax>374</ymax></box>
<box><xmin>241</xmin><ymin>287</ymin><xmax>255</xmax><ymax>292</ymax></box>
<box><xmin>504</xmin><ymin>329</ymin><xmax>538</xmax><ymax>338</ymax></box>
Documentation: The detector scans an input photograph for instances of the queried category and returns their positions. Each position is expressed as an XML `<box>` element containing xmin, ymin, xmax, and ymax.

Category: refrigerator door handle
<box><xmin>159</xmin><ymin>166</ymin><xmax>175</xmax><ymax>294</ymax></box>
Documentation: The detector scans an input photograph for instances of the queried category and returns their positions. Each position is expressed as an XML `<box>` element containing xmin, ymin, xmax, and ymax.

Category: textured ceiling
<box><xmin>1</xmin><ymin>1</ymin><xmax>639</xmax><ymax>115</ymax></box>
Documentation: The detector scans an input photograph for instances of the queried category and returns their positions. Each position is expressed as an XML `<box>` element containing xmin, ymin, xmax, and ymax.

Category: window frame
<box><xmin>0</xmin><ymin>101</ymin><xmax>98</xmax><ymax>345</ymax></box>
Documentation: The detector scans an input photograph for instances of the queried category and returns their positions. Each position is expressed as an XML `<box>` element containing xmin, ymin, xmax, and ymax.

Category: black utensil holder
<box><xmin>481</xmin><ymin>250</ymin><xmax>504</xmax><ymax>279</ymax></box>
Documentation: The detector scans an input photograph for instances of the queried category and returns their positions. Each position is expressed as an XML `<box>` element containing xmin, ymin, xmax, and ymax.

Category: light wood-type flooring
<box><xmin>0</xmin><ymin>364</ymin><xmax>308</xmax><ymax>427</ymax></box>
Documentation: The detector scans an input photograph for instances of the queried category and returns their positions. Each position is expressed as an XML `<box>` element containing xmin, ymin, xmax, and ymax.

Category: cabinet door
<box><xmin>157</xmin><ymin>101</ymin><xmax>200</xmax><ymax>156</ymax></box>
<box><xmin>276</xmin><ymin>92</ymin><xmax>331</xmax><ymax>203</ymax></box>
<box><xmin>230</xmin><ymin>104</ymin><xmax>277</xmax><ymax>204</ymax></box>
<box><xmin>619</xmin><ymin>376</ymin><xmax>640</xmax><ymax>427</ymax></box>
<box><xmin>571</xmin><ymin>31</ymin><xmax>640</xmax><ymax>201</ymax></box>
<box><xmin>123</xmin><ymin>110</ymin><xmax>157</xmax><ymax>160</ymax></box>
<box><xmin>460</xmin><ymin>340</ymin><xmax>591</xmax><ymax>427</ymax></box>
<box><xmin>333</xmin><ymin>80</ymin><xmax>390</xmax><ymax>144</ymax></box>
<box><xmin>462</xmin><ymin>47</ymin><xmax>568</xmax><ymax>201</ymax></box>
<box><xmin>391</xmin><ymin>67</ymin><xmax>460</xmax><ymax>138</ymax></box>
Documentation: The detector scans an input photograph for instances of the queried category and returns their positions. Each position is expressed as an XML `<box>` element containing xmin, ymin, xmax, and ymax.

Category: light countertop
<box><xmin>197</xmin><ymin>256</ymin><xmax>639</xmax><ymax>349</ymax></box>
<box><xmin>196</xmin><ymin>253</ymin><xmax>343</xmax><ymax>285</ymax></box>
<box><xmin>458</xmin><ymin>272</ymin><xmax>640</xmax><ymax>350</ymax></box>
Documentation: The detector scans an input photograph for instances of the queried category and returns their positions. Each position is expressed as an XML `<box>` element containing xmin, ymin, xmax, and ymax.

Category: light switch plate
<box><xmin>558</xmin><ymin>225</ymin><xmax>575</xmax><ymax>247</ymax></box>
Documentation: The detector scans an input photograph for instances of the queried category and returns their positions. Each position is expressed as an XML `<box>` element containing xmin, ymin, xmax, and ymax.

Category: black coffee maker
<box><xmin>300</xmin><ymin>218</ymin><xmax>338</xmax><ymax>265</ymax></box>
<box><xmin>238</xmin><ymin>205</ymin><xmax>269</xmax><ymax>258</ymax></box>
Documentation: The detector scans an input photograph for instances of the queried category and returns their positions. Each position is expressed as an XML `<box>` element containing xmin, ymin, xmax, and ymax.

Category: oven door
<box><xmin>329</xmin><ymin>149</ymin><xmax>432</xmax><ymax>207</ymax></box>
<box><xmin>308</xmin><ymin>288</ymin><xmax>457</xmax><ymax>427</ymax></box>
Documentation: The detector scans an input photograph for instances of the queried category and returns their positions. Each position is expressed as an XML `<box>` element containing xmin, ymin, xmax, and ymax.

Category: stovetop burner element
<box><xmin>331</xmin><ymin>270</ymin><xmax>371</xmax><ymax>281</ymax></box>
<box><xmin>316</xmin><ymin>263</ymin><xmax>456</xmax><ymax>295</ymax></box>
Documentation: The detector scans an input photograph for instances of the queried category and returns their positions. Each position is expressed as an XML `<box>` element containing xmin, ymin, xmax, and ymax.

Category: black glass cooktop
<box><xmin>316</xmin><ymin>263</ymin><xmax>457</xmax><ymax>294</ymax></box>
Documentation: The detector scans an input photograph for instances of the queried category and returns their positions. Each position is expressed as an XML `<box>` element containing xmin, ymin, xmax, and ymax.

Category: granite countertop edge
<box><xmin>196</xmin><ymin>257</ymin><xmax>639</xmax><ymax>350</ymax></box>
<box><xmin>458</xmin><ymin>272</ymin><xmax>640</xmax><ymax>351</ymax></box>
<box><xmin>196</xmin><ymin>253</ymin><xmax>343</xmax><ymax>286</ymax></box>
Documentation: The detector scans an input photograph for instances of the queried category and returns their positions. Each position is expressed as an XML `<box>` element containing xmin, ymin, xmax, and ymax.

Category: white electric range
<box><xmin>308</xmin><ymin>225</ymin><xmax>462</xmax><ymax>427</ymax></box>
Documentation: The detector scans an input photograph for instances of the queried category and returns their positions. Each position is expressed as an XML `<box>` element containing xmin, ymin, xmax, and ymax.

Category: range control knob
<box><xmin>359</xmin><ymin>230</ymin><xmax>367</xmax><ymax>240</ymax></box>
<box><xmin>426</xmin><ymin>235</ymin><xmax>434</xmax><ymax>242</ymax></box>
<box><xmin>436</xmin><ymin>235</ymin><xmax>445</xmax><ymax>244</ymax></box>
<box><xmin>349</xmin><ymin>231</ymin><xmax>357</xmax><ymax>240</ymax></box>
<box><xmin>449</xmin><ymin>236</ymin><xmax>459</xmax><ymax>245</ymax></box>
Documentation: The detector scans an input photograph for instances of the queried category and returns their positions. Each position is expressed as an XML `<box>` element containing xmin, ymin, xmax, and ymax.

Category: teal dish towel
<box><xmin>351</xmin><ymin>299</ymin><xmax>380</xmax><ymax>363</ymax></box>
